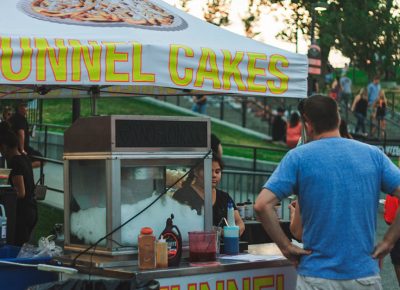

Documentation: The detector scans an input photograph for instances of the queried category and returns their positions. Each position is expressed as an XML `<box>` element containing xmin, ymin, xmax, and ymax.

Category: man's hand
<box><xmin>280</xmin><ymin>243</ymin><xmax>312</xmax><ymax>267</ymax></box>
<box><xmin>372</xmin><ymin>239</ymin><xmax>394</xmax><ymax>260</ymax></box>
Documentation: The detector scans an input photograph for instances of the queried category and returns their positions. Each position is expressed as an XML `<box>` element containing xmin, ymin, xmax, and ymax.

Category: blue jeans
<box><xmin>354</xmin><ymin>112</ymin><xmax>366</xmax><ymax>134</ymax></box>
<box><xmin>192</xmin><ymin>103</ymin><xmax>207</xmax><ymax>114</ymax></box>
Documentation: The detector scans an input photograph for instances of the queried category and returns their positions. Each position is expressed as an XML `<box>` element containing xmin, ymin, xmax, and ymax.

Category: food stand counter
<box><xmin>57</xmin><ymin>250</ymin><xmax>296</xmax><ymax>290</ymax></box>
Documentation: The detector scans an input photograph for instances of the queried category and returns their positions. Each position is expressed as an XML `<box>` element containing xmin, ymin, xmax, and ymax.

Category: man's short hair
<box><xmin>298</xmin><ymin>95</ymin><xmax>339</xmax><ymax>135</ymax></box>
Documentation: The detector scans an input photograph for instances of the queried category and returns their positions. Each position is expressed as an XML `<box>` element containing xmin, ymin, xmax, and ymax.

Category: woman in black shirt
<box><xmin>173</xmin><ymin>154</ymin><xmax>245</xmax><ymax>236</ymax></box>
<box><xmin>0</xmin><ymin>129</ymin><xmax>37</xmax><ymax>246</ymax></box>
<box><xmin>351</xmin><ymin>87</ymin><xmax>368</xmax><ymax>136</ymax></box>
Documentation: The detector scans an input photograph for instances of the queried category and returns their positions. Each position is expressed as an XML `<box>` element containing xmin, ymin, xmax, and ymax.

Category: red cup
<box><xmin>188</xmin><ymin>231</ymin><xmax>216</xmax><ymax>262</ymax></box>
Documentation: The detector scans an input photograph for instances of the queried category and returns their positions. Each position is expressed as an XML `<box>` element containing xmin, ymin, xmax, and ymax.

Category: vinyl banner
<box><xmin>158</xmin><ymin>265</ymin><xmax>297</xmax><ymax>290</ymax></box>
<box><xmin>0</xmin><ymin>0</ymin><xmax>308</xmax><ymax>98</ymax></box>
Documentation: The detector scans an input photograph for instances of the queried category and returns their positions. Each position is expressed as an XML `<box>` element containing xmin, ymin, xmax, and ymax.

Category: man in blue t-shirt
<box><xmin>367</xmin><ymin>76</ymin><xmax>381</xmax><ymax>106</ymax></box>
<box><xmin>254</xmin><ymin>95</ymin><xmax>400</xmax><ymax>289</ymax></box>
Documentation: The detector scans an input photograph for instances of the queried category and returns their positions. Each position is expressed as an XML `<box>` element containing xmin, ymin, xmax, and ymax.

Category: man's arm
<box><xmin>254</xmin><ymin>188</ymin><xmax>311</xmax><ymax>264</ymax></box>
<box><xmin>16</xmin><ymin>129</ymin><xmax>26</xmax><ymax>154</ymax></box>
<box><xmin>373</xmin><ymin>186</ymin><xmax>400</xmax><ymax>259</ymax></box>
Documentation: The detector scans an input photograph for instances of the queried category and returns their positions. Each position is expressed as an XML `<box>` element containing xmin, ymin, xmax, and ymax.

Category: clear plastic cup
<box><xmin>223</xmin><ymin>226</ymin><xmax>239</xmax><ymax>255</ymax></box>
<box><xmin>188</xmin><ymin>231</ymin><xmax>216</xmax><ymax>262</ymax></box>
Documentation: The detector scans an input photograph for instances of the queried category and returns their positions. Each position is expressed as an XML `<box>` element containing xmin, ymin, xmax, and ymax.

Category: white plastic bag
<box><xmin>17</xmin><ymin>235</ymin><xmax>63</xmax><ymax>258</ymax></box>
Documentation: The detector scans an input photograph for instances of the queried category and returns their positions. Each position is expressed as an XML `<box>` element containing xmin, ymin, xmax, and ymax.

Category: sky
<box><xmin>165</xmin><ymin>0</ymin><xmax>349</xmax><ymax>68</ymax></box>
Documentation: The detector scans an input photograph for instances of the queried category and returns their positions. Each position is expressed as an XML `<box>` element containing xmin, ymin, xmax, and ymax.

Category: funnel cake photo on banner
<box><xmin>19</xmin><ymin>0</ymin><xmax>187</xmax><ymax>30</ymax></box>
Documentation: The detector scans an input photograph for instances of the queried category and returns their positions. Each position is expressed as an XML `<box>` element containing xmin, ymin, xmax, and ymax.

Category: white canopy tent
<box><xmin>0</xmin><ymin>0</ymin><xmax>308</xmax><ymax>100</ymax></box>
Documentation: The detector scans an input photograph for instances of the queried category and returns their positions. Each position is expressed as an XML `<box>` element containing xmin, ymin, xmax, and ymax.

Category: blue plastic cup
<box><xmin>223</xmin><ymin>226</ymin><xmax>239</xmax><ymax>255</ymax></box>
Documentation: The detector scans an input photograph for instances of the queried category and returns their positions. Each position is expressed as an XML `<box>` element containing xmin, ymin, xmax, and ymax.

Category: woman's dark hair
<box><xmin>211</xmin><ymin>133</ymin><xmax>221</xmax><ymax>156</ymax></box>
<box><xmin>182</xmin><ymin>153</ymin><xmax>224</xmax><ymax>188</ymax></box>
<box><xmin>298</xmin><ymin>95</ymin><xmax>339</xmax><ymax>135</ymax></box>
<box><xmin>212</xmin><ymin>153</ymin><xmax>224</xmax><ymax>170</ymax></box>
<box><xmin>289</xmin><ymin>112</ymin><xmax>300</xmax><ymax>128</ymax></box>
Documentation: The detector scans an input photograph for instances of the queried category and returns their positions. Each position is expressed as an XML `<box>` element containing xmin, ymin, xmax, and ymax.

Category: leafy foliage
<box><xmin>177</xmin><ymin>0</ymin><xmax>399</xmax><ymax>81</ymax></box>
<box><xmin>278</xmin><ymin>0</ymin><xmax>400</xmax><ymax>79</ymax></box>
<box><xmin>241</xmin><ymin>0</ymin><xmax>272</xmax><ymax>38</ymax></box>
<box><xmin>203</xmin><ymin>0</ymin><xmax>232</xmax><ymax>26</ymax></box>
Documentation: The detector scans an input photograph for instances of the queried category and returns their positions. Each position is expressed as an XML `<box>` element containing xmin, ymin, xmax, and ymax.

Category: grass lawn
<box><xmin>41</xmin><ymin>97</ymin><xmax>288</xmax><ymax>162</ymax></box>
<box><xmin>33</xmin><ymin>203</ymin><xmax>64</xmax><ymax>243</ymax></box>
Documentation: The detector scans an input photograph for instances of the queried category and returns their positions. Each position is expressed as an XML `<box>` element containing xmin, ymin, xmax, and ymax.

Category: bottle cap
<box><xmin>159</xmin><ymin>235</ymin><xmax>166</xmax><ymax>242</ymax></box>
<box><xmin>141</xmin><ymin>227</ymin><xmax>153</xmax><ymax>235</ymax></box>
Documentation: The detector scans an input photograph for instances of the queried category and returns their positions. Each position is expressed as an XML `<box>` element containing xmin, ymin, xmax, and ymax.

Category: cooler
<box><xmin>0</xmin><ymin>187</ymin><xmax>17</xmax><ymax>245</ymax></box>
<box><xmin>0</xmin><ymin>245</ymin><xmax>58</xmax><ymax>290</ymax></box>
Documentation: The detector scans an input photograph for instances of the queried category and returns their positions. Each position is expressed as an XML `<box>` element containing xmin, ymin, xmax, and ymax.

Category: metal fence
<box><xmin>219</xmin><ymin>169</ymin><xmax>271</xmax><ymax>204</ymax></box>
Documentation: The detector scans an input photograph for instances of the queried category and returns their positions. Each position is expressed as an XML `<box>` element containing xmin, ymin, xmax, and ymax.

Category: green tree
<box><xmin>177</xmin><ymin>0</ymin><xmax>191</xmax><ymax>12</ymax></box>
<box><xmin>278</xmin><ymin>0</ymin><xmax>400</xmax><ymax>79</ymax></box>
<box><xmin>241</xmin><ymin>0</ymin><xmax>272</xmax><ymax>38</ymax></box>
<box><xmin>203</xmin><ymin>0</ymin><xmax>232</xmax><ymax>26</ymax></box>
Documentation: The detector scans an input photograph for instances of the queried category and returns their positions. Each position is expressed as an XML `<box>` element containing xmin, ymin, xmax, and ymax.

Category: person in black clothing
<box><xmin>9</xmin><ymin>101</ymin><xmax>42</xmax><ymax>168</ymax></box>
<box><xmin>0</xmin><ymin>129</ymin><xmax>37</xmax><ymax>246</ymax></box>
<box><xmin>271</xmin><ymin>107</ymin><xmax>286</xmax><ymax>142</ymax></box>
<box><xmin>173</xmin><ymin>154</ymin><xmax>245</xmax><ymax>235</ymax></box>
<box><xmin>351</xmin><ymin>87</ymin><xmax>368</xmax><ymax>136</ymax></box>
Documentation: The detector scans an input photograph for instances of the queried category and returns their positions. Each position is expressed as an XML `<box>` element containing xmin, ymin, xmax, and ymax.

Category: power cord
<box><xmin>72</xmin><ymin>151</ymin><xmax>212</xmax><ymax>267</ymax></box>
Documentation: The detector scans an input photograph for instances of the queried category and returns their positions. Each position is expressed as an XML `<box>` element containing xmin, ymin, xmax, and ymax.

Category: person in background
<box><xmin>329</xmin><ymin>76</ymin><xmax>341</xmax><ymax>102</ymax></box>
<box><xmin>368</xmin><ymin>76</ymin><xmax>381</xmax><ymax>106</ymax></box>
<box><xmin>2</xmin><ymin>106</ymin><xmax>13</xmax><ymax>124</ymax></box>
<box><xmin>0</xmin><ymin>106</ymin><xmax>13</xmax><ymax>167</ymax></box>
<box><xmin>9</xmin><ymin>101</ymin><xmax>43</xmax><ymax>168</ymax></box>
<box><xmin>192</xmin><ymin>95</ymin><xmax>207</xmax><ymax>114</ymax></box>
<box><xmin>383</xmin><ymin>185</ymin><xmax>400</xmax><ymax>286</ymax></box>
<box><xmin>254</xmin><ymin>95</ymin><xmax>400</xmax><ymax>290</ymax></box>
<box><xmin>339</xmin><ymin>119</ymin><xmax>352</xmax><ymax>139</ymax></box>
<box><xmin>375</xmin><ymin>181</ymin><xmax>400</xmax><ymax>287</ymax></box>
<box><xmin>0</xmin><ymin>127</ymin><xmax>37</xmax><ymax>246</ymax></box>
<box><xmin>324</xmin><ymin>62</ymin><xmax>334</xmax><ymax>88</ymax></box>
<box><xmin>271</xmin><ymin>107</ymin><xmax>286</xmax><ymax>143</ymax></box>
<box><xmin>339</xmin><ymin>72</ymin><xmax>352</xmax><ymax>110</ymax></box>
<box><xmin>173</xmin><ymin>154</ymin><xmax>245</xmax><ymax>236</ymax></box>
<box><xmin>373</xmin><ymin>90</ymin><xmax>387</xmax><ymax>138</ymax></box>
<box><xmin>367</xmin><ymin>76</ymin><xmax>381</xmax><ymax>136</ymax></box>
<box><xmin>351</xmin><ymin>87</ymin><xmax>369</xmax><ymax>136</ymax></box>
<box><xmin>286</xmin><ymin>112</ymin><xmax>302</xmax><ymax>149</ymax></box>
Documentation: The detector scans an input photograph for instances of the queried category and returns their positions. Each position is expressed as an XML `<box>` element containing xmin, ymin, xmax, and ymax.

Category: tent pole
<box><xmin>72</xmin><ymin>98</ymin><xmax>81</xmax><ymax>122</ymax></box>
<box><xmin>90</xmin><ymin>86</ymin><xmax>100</xmax><ymax>116</ymax></box>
